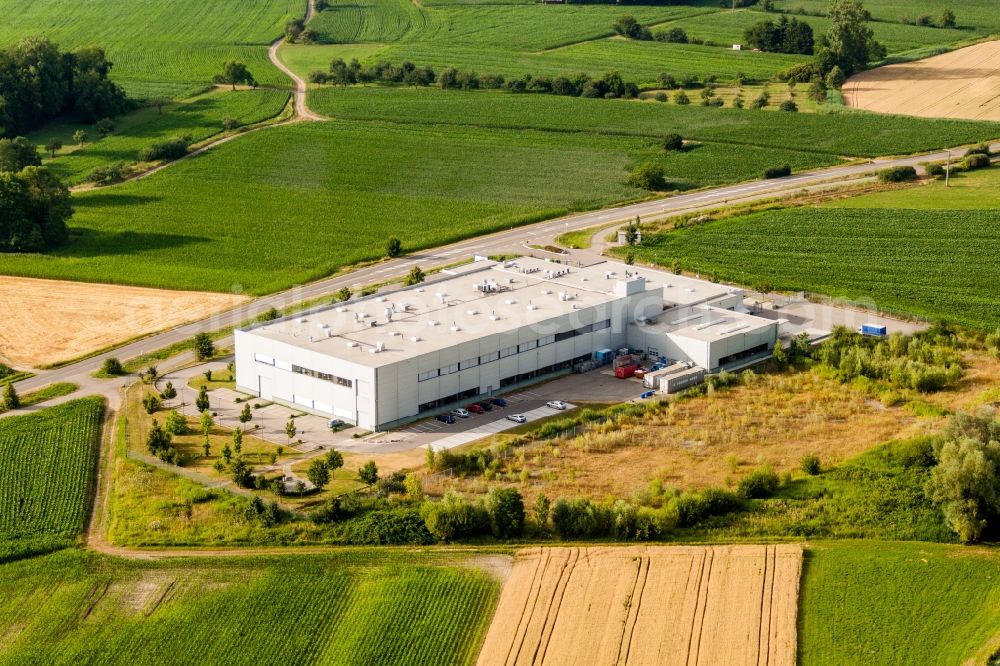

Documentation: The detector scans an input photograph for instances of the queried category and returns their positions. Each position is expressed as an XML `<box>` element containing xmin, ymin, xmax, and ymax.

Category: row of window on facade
<box><xmin>253</xmin><ymin>354</ymin><xmax>353</xmax><ymax>388</ymax></box>
<box><xmin>416</xmin><ymin>319</ymin><xmax>611</xmax><ymax>383</ymax></box>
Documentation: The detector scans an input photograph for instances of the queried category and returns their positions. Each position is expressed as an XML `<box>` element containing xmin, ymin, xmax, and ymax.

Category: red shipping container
<box><xmin>615</xmin><ymin>364</ymin><xmax>638</xmax><ymax>379</ymax></box>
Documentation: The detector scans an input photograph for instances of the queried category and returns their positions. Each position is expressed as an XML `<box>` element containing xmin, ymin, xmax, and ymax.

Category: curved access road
<box><xmin>269</xmin><ymin>0</ymin><xmax>325</xmax><ymax>122</ymax></box>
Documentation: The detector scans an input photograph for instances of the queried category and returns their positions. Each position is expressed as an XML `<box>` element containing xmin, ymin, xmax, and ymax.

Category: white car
<box><xmin>451</xmin><ymin>408</ymin><xmax>470</xmax><ymax>418</ymax></box>
<box><xmin>506</xmin><ymin>414</ymin><xmax>527</xmax><ymax>424</ymax></box>
<box><xmin>546</xmin><ymin>400</ymin><xmax>568</xmax><ymax>410</ymax></box>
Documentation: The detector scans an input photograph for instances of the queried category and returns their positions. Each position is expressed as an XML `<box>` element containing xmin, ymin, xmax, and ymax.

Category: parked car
<box><xmin>506</xmin><ymin>413</ymin><xmax>527</xmax><ymax>423</ymax></box>
<box><xmin>467</xmin><ymin>403</ymin><xmax>485</xmax><ymax>414</ymax></box>
<box><xmin>451</xmin><ymin>408</ymin><xmax>470</xmax><ymax>418</ymax></box>
<box><xmin>546</xmin><ymin>400</ymin><xmax>568</xmax><ymax>410</ymax></box>
<box><xmin>477</xmin><ymin>400</ymin><xmax>493</xmax><ymax>411</ymax></box>
<box><xmin>327</xmin><ymin>419</ymin><xmax>345</xmax><ymax>429</ymax></box>
<box><xmin>490</xmin><ymin>397</ymin><xmax>508</xmax><ymax>407</ymax></box>
<box><xmin>436</xmin><ymin>413</ymin><xmax>456</xmax><ymax>424</ymax></box>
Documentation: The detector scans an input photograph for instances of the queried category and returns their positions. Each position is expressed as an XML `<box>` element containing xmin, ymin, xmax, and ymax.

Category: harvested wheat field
<box><xmin>477</xmin><ymin>545</ymin><xmax>802</xmax><ymax>666</ymax></box>
<box><xmin>0</xmin><ymin>276</ymin><xmax>247</xmax><ymax>367</ymax></box>
<box><xmin>844</xmin><ymin>40</ymin><xmax>1000</xmax><ymax>121</ymax></box>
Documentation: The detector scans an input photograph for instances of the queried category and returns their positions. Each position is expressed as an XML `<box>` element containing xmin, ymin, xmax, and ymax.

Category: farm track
<box><xmin>69</xmin><ymin>0</ymin><xmax>324</xmax><ymax>193</ymax></box>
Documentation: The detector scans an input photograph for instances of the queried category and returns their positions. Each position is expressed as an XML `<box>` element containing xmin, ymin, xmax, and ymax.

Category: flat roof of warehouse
<box><xmin>241</xmin><ymin>257</ymin><xmax>744</xmax><ymax>367</ymax></box>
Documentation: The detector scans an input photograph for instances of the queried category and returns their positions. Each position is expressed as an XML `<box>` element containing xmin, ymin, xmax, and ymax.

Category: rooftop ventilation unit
<box><xmin>719</xmin><ymin>323</ymin><xmax>750</xmax><ymax>335</ymax></box>
<box><xmin>415</xmin><ymin>288</ymin><xmax>424</xmax><ymax>293</ymax></box>
<box><xmin>388</xmin><ymin>331</ymin><xmax>401</xmax><ymax>337</ymax></box>
<box><xmin>428</xmin><ymin>320</ymin><xmax>439</xmax><ymax>327</ymax></box>
<box><xmin>695</xmin><ymin>319</ymin><xmax>727</xmax><ymax>331</ymax></box>
<box><xmin>346</xmin><ymin>341</ymin><xmax>359</xmax><ymax>348</ymax></box>
<box><xmin>336</xmin><ymin>306</ymin><xmax>348</xmax><ymax>313</ymax></box>
<box><xmin>326</xmin><ymin>330</ymin><xmax>333</xmax><ymax>338</ymax></box>
<box><xmin>450</xmin><ymin>325</ymin><xmax>461</xmax><ymax>332</ymax></box>
<box><xmin>685</xmin><ymin>288</ymin><xmax>696</xmax><ymax>293</ymax></box>
<box><xmin>467</xmin><ymin>309</ymin><xmax>478</xmax><ymax>316</ymax></box>
<box><xmin>504</xmin><ymin>299</ymin><xmax>516</xmax><ymax>305</ymax></box>
<box><xmin>317</xmin><ymin>323</ymin><xmax>329</xmax><ymax>329</ymax></box>
<box><xmin>376</xmin><ymin>341</ymin><xmax>385</xmax><ymax>352</ymax></box>
<box><xmin>541</xmin><ymin>289</ymin><xmax>551</xmax><ymax>295</ymax></box>
<box><xmin>409</xmin><ymin>336</ymin><xmax>421</xmax><ymax>342</ymax></box>
<box><xmin>671</xmin><ymin>313</ymin><xmax>703</xmax><ymax>325</ymax></box>
<box><xmin>489</xmin><ymin>314</ymin><xmax>500</xmax><ymax>321</ymax></box>
<box><xmin>527</xmin><ymin>304</ymin><xmax>537</xmax><ymax>311</ymax></box>
<box><xmin>375</xmin><ymin>296</ymin><xmax>385</xmax><ymax>302</ymax></box>
<box><xmin>295</xmin><ymin>317</ymin><xmax>305</xmax><ymax>323</ymax></box>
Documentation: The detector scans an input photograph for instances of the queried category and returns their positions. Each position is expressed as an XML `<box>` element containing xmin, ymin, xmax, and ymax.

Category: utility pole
<box><xmin>945</xmin><ymin>150</ymin><xmax>951</xmax><ymax>187</ymax></box>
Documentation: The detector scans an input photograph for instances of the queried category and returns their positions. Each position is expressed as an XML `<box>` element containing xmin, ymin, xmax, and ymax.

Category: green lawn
<box><xmin>800</xmin><ymin>541</ymin><xmax>1000</xmax><ymax>665</ymax></box>
<box><xmin>27</xmin><ymin>89</ymin><xmax>289</xmax><ymax>185</ymax></box>
<box><xmin>0</xmin><ymin>548</ymin><xmax>501</xmax><ymax>665</ymax></box>
<box><xmin>631</xmin><ymin>166</ymin><xmax>1000</xmax><ymax>330</ymax></box>
<box><xmin>0</xmin><ymin>118</ymin><xmax>835</xmax><ymax>294</ymax></box>
<box><xmin>309</xmin><ymin>86</ymin><xmax>1000</xmax><ymax>157</ymax></box>
<box><xmin>0</xmin><ymin>0</ymin><xmax>301</xmax><ymax>98</ymax></box>
<box><xmin>0</xmin><ymin>398</ymin><xmax>104</xmax><ymax>560</ymax></box>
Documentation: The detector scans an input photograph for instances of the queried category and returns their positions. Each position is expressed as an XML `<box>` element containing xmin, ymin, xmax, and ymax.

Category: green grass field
<box><xmin>772</xmin><ymin>0</ymin><xmax>1000</xmax><ymax>35</ymax></box>
<box><xmin>0</xmin><ymin>118</ymin><xmax>836</xmax><ymax>294</ymax></box>
<box><xmin>0</xmin><ymin>0</ymin><xmax>301</xmax><ymax>98</ymax></box>
<box><xmin>0</xmin><ymin>398</ymin><xmax>104</xmax><ymax>558</ymax></box>
<box><xmin>27</xmin><ymin>89</ymin><xmax>289</xmax><ymax>185</ymax></box>
<box><xmin>631</xmin><ymin>167</ymin><xmax>1000</xmax><ymax>329</ymax></box>
<box><xmin>800</xmin><ymin>541</ymin><xmax>1000</xmax><ymax>665</ymax></box>
<box><xmin>0</xmin><ymin>548</ymin><xmax>501</xmax><ymax>665</ymax></box>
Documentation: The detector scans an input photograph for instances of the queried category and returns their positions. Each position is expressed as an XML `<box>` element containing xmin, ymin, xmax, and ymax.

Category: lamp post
<box><xmin>945</xmin><ymin>150</ymin><xmax>951</xmax><ymax>187</ymax></box>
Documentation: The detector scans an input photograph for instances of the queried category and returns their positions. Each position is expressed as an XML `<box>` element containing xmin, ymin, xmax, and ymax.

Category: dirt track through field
<box><xmin>0</xmin><ymin>277</ymin><xmax>247</xmax><ymax>368</ymax></box>
<box><xmin>844</xmin><ymin>40</ymin><xmax>1000</xmax><ymax>121</ymax></box>
<box><xmin>477</xmin><ymin>545</ymin><xmax>802</xmax><ymax>666</ymax></box>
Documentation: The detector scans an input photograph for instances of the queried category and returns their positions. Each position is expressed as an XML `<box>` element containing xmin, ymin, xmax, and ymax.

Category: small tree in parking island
<box><xmin>161</xmin><ymin>380</ymin><xmax>177</xmax><ymax>402</ymax></box>
<box><xmin>334</xmin><ymin>287</ymin><xmax>352</xmax><ymax>302</ymax></box>
<box><xmin>386</xmin><ymin>237</ymin><xmax>403</xmax><ymax>258</ymax></box>
<box><xmin>307</xmin><ymin>458</ymin><xmax>330</xmax><ymax>490</ymax></box>
<box><xmin>239</xmin><ymin>402</ymin><xmax>253</xmax><ymax>425</ymax></box>
<box><xmin>196</xmin><ymin>385</ymin><xmax>210</xmax><ymax>412</ymax></box>
<box><xmin>358</xmin><ymin>460</ymin><xmax>379</xmax><ymax>485</ymax></box>
<box><xmin>193</xmin><ymin>332</ymin><xmax>215</xmax><ymax>360</ymax></box>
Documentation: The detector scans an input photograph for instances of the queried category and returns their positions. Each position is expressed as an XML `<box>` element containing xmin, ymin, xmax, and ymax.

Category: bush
<box><xmin>138</xmin><ymin>136</ymin><xmax>190</xmax><ymax>162</ymax></box>
<box><xmin>966</xmin><ymin>143</ymin><xmax>991</xmax><ymax>157</ymax></box>
<box><xmin>878</xmin><ymin>165</ymin><xmax>918</xmax><ymax>183</ymax></box>
<box><xmin>164</xmin><ymin>409</ymin><xmax>189</xmax><ymax>436</ymax></box>
<box><xmin>763</xmin><ymin>164</ymin><xmax>792</xmax><ymax>179</ymax></box>
<box><xmin>963</xmin><ymin>153</ymin><xmax>990</xmax><ymax>170</ymax></box>
<box><xmin>801</xmin><ymin>454</ymin><xmax>822</xmax><ymax>475</ymax></box>
<box><xmin>662</xmin><ymin>133</ymin><xmax>684</xmax><ymax>151</ymax></box>
<box><xmin>101</xmin><ymin>357</ymin><xmax>124</xmax><ymax>375</ymax></box>
<box><xmin>421</xmin><ymin>492</ymin><xmax>489</xmax><ymax>541</ymax></box>
<box><xmin>87</xmin><ymin>162</ymin><xmax>130</xmax><ymax>185</ymax></box>
<box><xmin>336</xmin><ymin>508</ymin><xmax>434</xmax><ymax>545</ymax></box>
<box><xmin>222</xmin><ymin>117</ymin><xmax>240</xmax><ymax>131</ymax></box>
<box><xmin>778</xmin><ymin>99</ymin><xmax>798</xmax><ymax>112</ymax></box>
<box><xmin>655</xmin><ymin>27</ymin><xmax>688</xmax><ymax>43</ymax></box>
<box><xmin>627</xmin><ymin>162</ymin><xmax>666</xmax><ymax>190</ymax></box>
<box><xmin>672</xmin><ymin>488</ymin><xmax>742</xmax><ymax>527</ymax></box>
<box><xmin>551</xmin><ymin>497</ymin><xmax>600</xmax><ymax>538</ymax></box>
<box><xmin>924</xmin><ymin>163</ymin><xmax>945</xmax><ymax>177</ymax></box>
<box><xmin>737</xmin><ymin>466</ymin><xmax>781</xmax><ymax>499</ymax></box>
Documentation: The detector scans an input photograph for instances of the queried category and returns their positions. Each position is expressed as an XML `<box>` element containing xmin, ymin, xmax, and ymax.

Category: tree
<box><xmin>94</xmin><ymin>118</ymin><xmax>115</xmax><ymax>137</ymax></box>
<box><xmin>239</xmin><ymin>402</ymin><xmax>252</xmax><ymax>425</ymax></box>
<box><xmin>624</xmin><ymin>218</ymin><xmax>640</xmax><ymax>246</ymax></box>
<box><xmin>199</xmin><ymin>409</ymin><xmax>214</xmax><ymax>436</ymax></box>
<box><xmin>662</xmin><ymin>133</ymin><xmax>683</xmax><ymax>151</ymax></box>
<box><xmin>334</xmin><ymin>287</ymin><xmax>352</xmax><ymax>302</ymax></box>
<box><xmin>627</xmin><ymin>162</ymin><xmax>666</xmax><ymax>191</ymax></box>
<box><xmin>486</xmin><ymin>487</ymin><xmax>525</xmax><ymax>538</ymax></box>
<box><xmin>146</xmin><ymin>419</ymin><xmax>172</xmax><ymax>456</ymax></box>
<box><xmin>196</xmin><ymin>385</ymin><xmax>210</xmax><ymax>412</ymax></box>
<box><xmin>386</xmin><ymin>236</ymin><xmax>402</xmax><ymax>258</ymax></box>
<box><xmin>405</xmin><ymin>265</ymin><xmax>425</xmax><ymax>286</ymax></box>
<box><xmin>613</xmin><ymin>16</ymin><xmax>651</xmax><ymax>41</ymax></box>
<box><xmin>203</xmin><ymin>439</ymin><xmax>211</xmax><ymax>457</ymax></box>
<box><xmin>0</xmin><ymin>138</ymin><xmax>41</xmax><ymax>173</ymax></box>
<box><xmin>222</xmin><ymin>442</ymin><xmax>232</xmax><ymax>464</ymax></box>
<box><xmin>940</xmin><ymin>8</ymin><xmax>956</xmax><ymax>28</ymax></box>
<box><xmin>0</xmin><ymin>166</ymin><xmax>72</xmax><ymax>252</ymax></box>
<box><xmin>807</xmin><ymin>77</ymin><xmax>828</xmax><ymax>103</ymax></box>
<box><xmin>822</xmin><ymin>0</ymin><xmax>886</xmax><ymax>76</ymax></box>
<box><xmin>827</xmin><ymin>65</ymin><xmax>845</xmax><ymax>90</ymax></box>
<box><xmin>2</xmin><ymin>382</ymin><xmax>19</xmax><ymax>410</ymax></box>
<box><xmin>164</xmin><ymin>409</ymin><xmax>188</xmax><ymax>435</ymax></box>
<box><xmin>230</xmin><ymin>457</ymin><xmax>253</xmax><ymax>487</ymax></box>
<box><xmin>285</xmin><ymin>417</ymin><xmax>297</xmax><ymax>445</ymax></box>
<box><xmin>161</xmin><ymin>380</ymin><xmax>177</xmax><ymax>401</ymax></box>
<box><xmin>673</xmin><ymin>90</ymin><xmax>690</xmax><ymax>105</ymax></box>
<box><xmin>535</xmin><ymin>493</ymin><xmax>551</xmax><ymax>528</ymax></box>
<box><xmin>656</xmin><ymin>27</ymin><xmax>688</xmax><ymax>43</ymax></box>
<box><xmin>232</xmin><ymin>426</ymin><xmax>243</xmax><ymax>455</ymax></box>
<box><xmin>307</xmin><ymin>458</ymin><xmax>330</xmax><ymax>490</ymax></box>
<box><xmin>800</xmin><ymin>454</ymin><xmax>821</xmax><ymax>475</ymax></box>
<box><xmin>213</xmin><ymin>60</ymin><xmax>255</xmax><ymax>90</ymax></box>
<box><xmin>927</xmin><ymin>427</ymin><xmax>1000</xmax><ymax>543</ymax></box>
<box><xmin>358</xmin><ymin>460</ymin><xmax>379</xmax><ymax>485</ymax></box>
<box><xmin>102</xmin><ymin>357</ymin><xmax>124</xmax><ymax>375</ymax></box>
<box><xmin>325</xmin><ymin>449</ymin><xmax>344</xmax><ymax>473</ymax></box>
<box><xmin>148</xmin><ymin>97</ymin><xmax>169</xmax><ymax>115</ymax></box>
<box><xmin>192</xmin><ymin>332</ymin><xmax>215</xmax><ymax>360</ymax></box>
<box><xmin>44</xmin><ymin>138</ymin><xmax>62</xmax><ymax>159</ymax></box>
<box><xmin>779</xmin><ymin>99</ymin><xmax>798</xmax><ymax>112</ymax></box>
<box><xmin>141</xmin><ymin>394</ymin><xmax>161</xmax><ymax>414</ymax></box>
<box><xmin>73</xmin><ymin>130</ymin><xmax>88</xmax><ymax>146</ymax></box>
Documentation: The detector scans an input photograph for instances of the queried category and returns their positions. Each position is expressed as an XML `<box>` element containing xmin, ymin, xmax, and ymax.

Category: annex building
<box><xmin>234</xmin><ymin>257</ymin><xmax>777</xmax><ymax>429</ymax></box>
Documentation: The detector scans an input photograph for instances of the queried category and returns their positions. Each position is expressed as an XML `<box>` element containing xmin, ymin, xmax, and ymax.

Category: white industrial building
<box><xmin>234</xmin><ymin>257</ymin><xmax>777</xmax><ymax>430</ymax></box>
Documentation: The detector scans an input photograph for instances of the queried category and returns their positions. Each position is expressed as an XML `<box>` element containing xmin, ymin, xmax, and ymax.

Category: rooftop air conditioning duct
<box><xmin>428</xmin><ymin>320</ymin><xmax>439</xmax><ymax>327</ymax></box>
<box><xmin>346</xmin><ymin>341</ymin><xmax>359</xmax><ymax>348</ymax></box>
<box><xmin>410</xmin><ymin>336</ymin><xmax>421</xmax><ymax>342</ymax></box>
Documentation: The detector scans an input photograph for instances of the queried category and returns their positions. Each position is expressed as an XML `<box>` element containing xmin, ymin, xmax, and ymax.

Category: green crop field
<box><xmin>0</xmin><ymin>398</ymin><xmax>105</xmax><ymax>558</ymax></box>
<box><xmin>799</xmin><ymin>541</ymin><xmax>1000</xmax><ymax>665</ymax></box>
<box><xmin>310</xmin><ymin>87</ymin><xmax>1000</xmax><ymax>157</ymax></box>
<box><xmin>0</xmin><ymin>0</ymin><xmax>301</xmax><ymax>98</ymax></box>
<box><xmin>632</xmin><ymin>167</ymin><xmax>1000</xmax><ymax>330</ymax></box>
<box><xmin>0</xmin><ymin>548</ymin><xmax>501</xmax><ymax>665</ymax></box>
<box><xmin>771</xmin><ymin>0</ymin><xmax>1000</xmax><ymax>35</ymax></box>
<box><xmin>28</xmin><ymin>89</ymin><xmax>289</xmax><ymax>185</ymax></box>
<box><xmin>0</xmin><ymin>118</ymin><xmax>835</xmax><ymax>294</ymax></box>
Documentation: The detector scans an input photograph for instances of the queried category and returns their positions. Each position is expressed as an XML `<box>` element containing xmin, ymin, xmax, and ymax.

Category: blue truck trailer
<box><xmin>859</xmin><ymin>323</ymin><xmax>887</xmax><ymax>337</ymax></box>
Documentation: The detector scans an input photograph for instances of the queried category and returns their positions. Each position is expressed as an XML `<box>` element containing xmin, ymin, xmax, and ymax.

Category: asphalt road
<box><xmin>14</xmin><ymin>140</ymin><xmax>998</xmax><ymax>396</ymax></box>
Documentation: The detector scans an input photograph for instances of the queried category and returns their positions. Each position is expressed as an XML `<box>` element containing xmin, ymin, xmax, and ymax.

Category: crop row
<box><xmin>0</xmin><ymin>398</ymin><xmax>104</xmax><ymax>541</ymax></box>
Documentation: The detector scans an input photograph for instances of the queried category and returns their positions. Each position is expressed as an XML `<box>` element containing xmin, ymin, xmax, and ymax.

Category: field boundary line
<box><xmin>756</xmin><ymin>545</ymin><xmax>776</xmax><ymax>666</ymax></box>
<box><xmin>84</xmin><ymin>401</ymin><xmax>117</xmax><ymax>551</ymax></box>
<box><xmin>687</xmin><ymin>547</ymin><xmax>714</xmax><ymax>666</ymax></box>
<box><xmin>616</xmin><ymin>553</ymin><xmax>649</xmax><ymax>666</ymax></box>
<box><xmin>533</xmin><ymin>546</ymin><xmax>579</xmax><ymax>665</ymax></box>
<box><xmin>506</xmin><ymin>548</ymin><xmax>549</xmax><ymax>666</ymax></box>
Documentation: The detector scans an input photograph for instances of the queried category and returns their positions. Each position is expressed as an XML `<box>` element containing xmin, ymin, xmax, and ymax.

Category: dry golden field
<box><xmin>0</xmin><ymin>276</ymin><xmax>247</xmax><ymax>367</ymax></box>
<box><xmin>477</xmin><ymin>545</ymin><xmax>802</xmax><ymax>666</ymax></box>
<box><xmin>844</xmin><ymin>40</ymin><xmax>1000</xmax><ymax>121</ymax></box>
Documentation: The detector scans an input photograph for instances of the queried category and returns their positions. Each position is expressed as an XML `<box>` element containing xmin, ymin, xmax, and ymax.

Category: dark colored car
<box><xmin>490</xmin><ymin>397</ymin><xmax>507</xmax><ymax>408</ymax></box>
<box><xmin>436</xmin><ymin>413</ymin><xmax>456</xmax><ymax>424</ymax></box>
<box><xmin>477</xmin><ymin>400</ymin><xmax>493</xmax><ymax>412</ymax></box>
<box><xmin>467</xmin><ymin>403</ymin><xmax>485</xmax><ymax>414</ymax></box>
